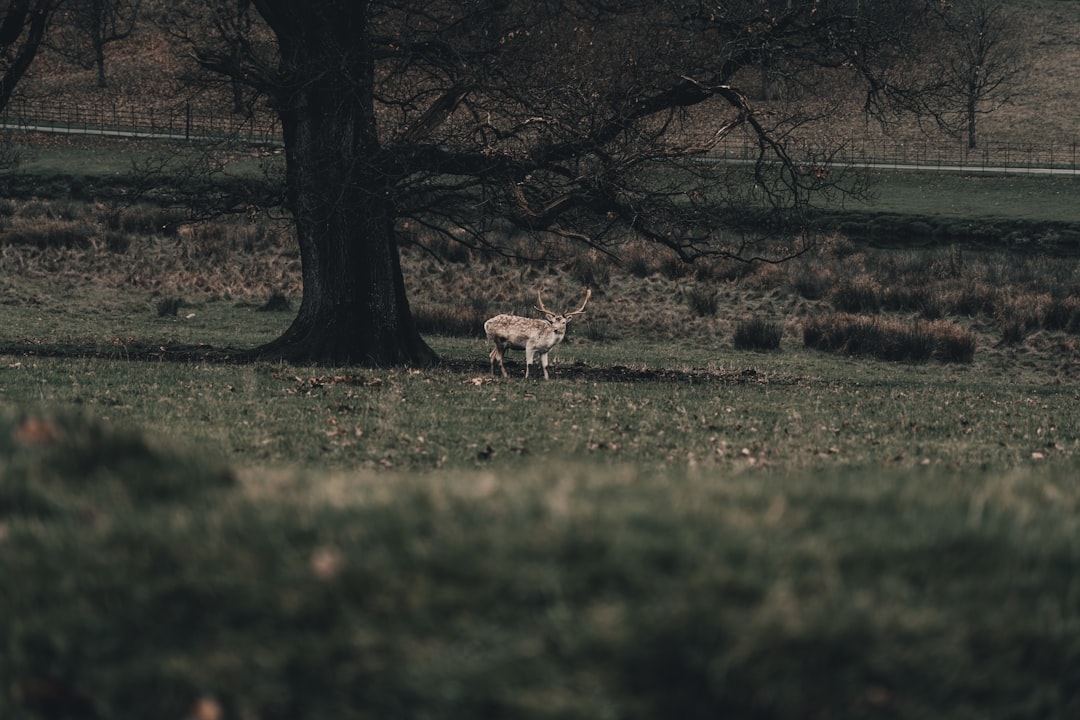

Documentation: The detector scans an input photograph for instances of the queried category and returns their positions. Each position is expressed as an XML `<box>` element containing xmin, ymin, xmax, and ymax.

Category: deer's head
<box><xmin>536</xmin><ymin>288</ymin><xmax>591</xmax><ymax>332</ymax></box>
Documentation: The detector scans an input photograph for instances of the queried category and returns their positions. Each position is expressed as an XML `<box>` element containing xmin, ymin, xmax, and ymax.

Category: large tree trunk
<box><xmin>254</xmin><ymin>186</ymin><xmax>437</xmax><ymax>367</ymax></box>
<box><xmin>250</xmin><ymin>0</ymin><xmax>435</xmax><ymax>366</ymax></box>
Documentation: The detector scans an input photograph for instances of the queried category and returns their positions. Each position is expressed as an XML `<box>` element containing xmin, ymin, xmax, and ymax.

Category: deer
<box><xmin>484</xmin><ymin>288</ymin><xmax>591</xmax><ymax>380</ymax></box>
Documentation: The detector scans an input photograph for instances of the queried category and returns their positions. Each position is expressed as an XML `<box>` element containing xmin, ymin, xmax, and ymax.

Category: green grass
<box><xmin>4</xmin><ymin>11</ymin><xmax>1080</xmax><ymax>715</ymax></box>
<box><xmin>3</xmin><ymin>408</ymin><xmax>1079</xmax><ymax>719</ymax></box>
<box><xmin>858</xmin><ymin>172</ymin><xmax>1080</xmax><ymax>222</ymax></box>
<box><xmin>9</xmin><ymin>136</ymin><xmax>1080</xmax><ymax>224</ymax></box>
<box><xmin>14</xmin><ymin>141</ymin><xmax>157</xmax><ymax>177</ymax></box>
<box><xmin>3</xmin><ymin>181</ymin><xmax>1080</xmax><ymax>718</ymax></box>
<box><xmin>1</xmin><ymin>318</ymin><xmax>1077</xmax><ymax>476</ymax></box>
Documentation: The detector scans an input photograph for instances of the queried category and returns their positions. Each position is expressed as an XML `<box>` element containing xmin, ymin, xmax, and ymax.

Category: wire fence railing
<box><xmin>710</xmin><ymin>135</ymin><xmax>1080</xmax><ymax>174</ymax></box>
<box><xmin>0</xmin><ymin>99</ymin><xmax>281</xmax><ymax>146</ymax></box>
<box><xmin>2</xmin><ymin>99</ymin><xmax>1078</xmax><ymax>174</ymax></box>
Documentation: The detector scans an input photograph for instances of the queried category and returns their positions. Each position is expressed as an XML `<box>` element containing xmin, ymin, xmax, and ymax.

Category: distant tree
<box><xmin>177</xmin><ymin>0</ymin><xmax>952</xmax><ymax>366</ymax></box>
<box><xmin>200</xmin><ymin>0</ymin><xmax>256</xmax><ymax>114</ymax></box>
<box><xmin>936</xmin><ymin>0</ymin><xmax>1026</xmax><ymax>149</ymax></box>
<box><xmin>0</xmin><ymin>0</ymin><xmax>62</xmax><ymax>108</ymax></box>
<box><xmin>49</xmin><ymin>0</ymin><xmax>141</xmax><ymax>88</ymax></box>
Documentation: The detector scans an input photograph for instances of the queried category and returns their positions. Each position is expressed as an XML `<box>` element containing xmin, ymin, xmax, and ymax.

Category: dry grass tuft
<box><xmin>685</xmin><ymin>284</ymin><xmax>719</xmax><ymax>317</ymax></box>
<box><xmin>829</xmin><ymin>274</ymin><xmax>884</xmax><ymax>314</ymax></box>
<box><xmin>803</xmin><ymin>313</ymin><xmax>975</xmax><ymax>363</ymax></box>
<box><xmin>733</xmin><ymin>317</ymin><xmax>782</xmax><ymax>350</ymax></box>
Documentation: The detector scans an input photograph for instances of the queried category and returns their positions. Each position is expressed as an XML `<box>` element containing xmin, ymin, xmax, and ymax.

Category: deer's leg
<box><xmin>524</xmin><ymin>343</ymin><xmax>535</xmax><ymax>379</ymax></box>
<box><xmin>490</xmin><ymin>343</ymin><xmax>508</xmax><ymax>377</ymax></box>
<box><xmin>539</xmin><ymin>351</ymin><xmax>550</xmax><ymax>380</ymax></box>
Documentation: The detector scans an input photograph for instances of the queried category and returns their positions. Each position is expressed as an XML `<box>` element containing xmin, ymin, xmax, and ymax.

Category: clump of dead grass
<box><xmin>733</xmin><ymin>317</ymin><xmax>782</xmax><ymax>350</ymax></box>
<box><xmin>803</xmin><ymin>313</ymin><xmax>976</xmax><ymax>363</ymax></box>
<box><xmin>829</xmin><ymin>274</ymin><xmax>884</xmax><ymax>313</ymax></box>
<box><xmin>685</xmin><ymin>284</ymin><xmax>719</xmax><ymax>317</ymax></box>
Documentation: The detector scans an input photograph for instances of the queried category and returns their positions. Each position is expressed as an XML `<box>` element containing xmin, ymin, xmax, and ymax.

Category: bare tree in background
<box><xmin>175</xmin><ymin>0</ymin><xmax>953</xmax><ymax>366</ymax></box>
<box><xmin>0</xmin><ymin>0</ymin><xmax>61</xmax><ymax>107</ymax></box>
<box><xmin>0</xmin><ymin>0</ymin><xmax>64</xmax><ymax>169</ymax></box>
<box><xmin>201</xmin><ymin>0</ymin><xmax>255</xmax><ymax>114</ymax></box>
<box><xmin>936</xmin><ymin>0</ymin><xmax>1026</xmax><ymax>149</ymax></box>
<box><xmin>48</xmin><ymin>0</ymin><xmax>141</xmax><ymax>88</ymax></box>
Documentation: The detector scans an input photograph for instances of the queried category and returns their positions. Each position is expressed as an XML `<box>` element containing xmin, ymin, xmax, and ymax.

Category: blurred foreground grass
<box><xmin>2</xmin><ymin>411</ymin><xmax>1078</xmax><ymax>720</ymax></box>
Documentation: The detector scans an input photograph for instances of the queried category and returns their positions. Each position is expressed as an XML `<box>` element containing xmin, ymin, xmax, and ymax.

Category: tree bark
<box><xmin>966</xmin><ymin>96</ymin><xmax>977</xmax><ymax>149</ymax></box>
<box><xmin>966</xmin><ymin>72</ymin><xmax>979</xmax><ymax>149</ymax></box>
<box><xmin>254</xmin><ymin>182</ymin><xmax>436</xmax><ymax>366</ymax></box>
<box><xmin>250</xmin><ymin>0</ymin><xmax>435</xmax><ymax>366</ymax></box>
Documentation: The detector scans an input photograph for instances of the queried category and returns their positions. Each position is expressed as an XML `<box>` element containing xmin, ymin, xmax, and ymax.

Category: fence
<box><xmin>0</xmin><ymin>99</ymin><xmax>281</xmax><ymax>146</ymax></box>
<box><xmin>710</xmin><ymin>135</ymin><xmax>1080</xmax><ymax>175</ymax></box>
<box><xmin>2</xmin><ymin>99</ymin><xmax>1078</xmax><ymax>174</ymax></box>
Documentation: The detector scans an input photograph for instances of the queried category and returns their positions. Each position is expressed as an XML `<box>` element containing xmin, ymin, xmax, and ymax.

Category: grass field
<box><xmin>3</xmin><ymin>1</ymin><xmax>1080</xmax><ymax>714</ymax></box>
<box><xmin>859</xmin><ymin>172</ymin><xmax>1080</xmax><ymax>222</ymax></box>
<box><xmin>2</xmin><ymin>182</ymin><xmax>1080</xmax><ymax>717</ymax></box>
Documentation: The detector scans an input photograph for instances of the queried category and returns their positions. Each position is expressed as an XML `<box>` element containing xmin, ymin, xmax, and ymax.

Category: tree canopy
<box><xmin>178</xmin><ymin>0</ymin><xmax>949</xmax><ymax>365</ymax></box>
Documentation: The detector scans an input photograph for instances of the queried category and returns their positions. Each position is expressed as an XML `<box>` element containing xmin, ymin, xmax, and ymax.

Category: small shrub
<box><xmin>741</xmin><ymin>262</ymin><xmax>786</xmax><ymax>291</ymax></box>
<box><xmin>581</xmin><ymin>318</ymin><xmax>616</xmax><ymax>341</ymax></box>
<box><xmin>1000</xmin><ymin>320</ymin><xmax>1027</xmax><ymax>346</ymax></box>
<box><xmin>803</xmin><ymin>314</ymin><xmax>974</xmax><ymax>363</ymax></box>
<box><xmin>256</xmin><ymin>292</ymin><xmax>291</xmax><ymax>312</ymax></box>
<box><xmin>3</xmin><ymin>220</ymin><xmax>93</xmax><ymax>249</ymax></box>
<box><xmin>694</xmin><ymin>258</ymin><xmax>753</xmax><ymax>283</ymax></box>
<box><xmin>685</xmin><ymin>285</ymin><xmax>719</xmax><ymax>317</ymax></box>
<box><xmin>103</xmin><ymin>230</ymin><xmax>131</xmax><ymax>254</ymax></box>
<box><xmin>110</xmin><ymin>204</ymin><xmax>183</xmax><ymax>235</ymax></box>
<box><xmin>1042</xmin><ymin>296</ymin><xmax>1080</xmax><ymax>333</ymax></box>
<box><xmin>882</xmin><ymin>285</ymin><xmax>926</xmax><ymax>313</ymax></box>
<box><xmin>438</xmin><ymin>239</ymin><xmax>473</xmax><ymax>264</ymax></box>
<box><xmin>156</xmin><ymin>297</ymin><xmax>184</xmax><ymax>317</ymax></box>
<box><xmin>791</xmin><ymin>264</ymin><xmax>834</xmax><ymax>300</ymax></box>
<box><xmin>932</xmin><ymin>321</ymin><xmax>977</xmax><ymax>363</ymax></box>
<box><xmin>178</xmin><ymin>223</ymin><xmax>231</xmax><ymax>261</ymax></box>
<box><xmin>659</xmin><ymin>255</ymin><xmax>690</xmax><ymax>280</ymax></box>
<box><xmin>946</xmin><ymin>282</ymin><xmax>999</xmax><ymax>317</ymax></box>
<box><xmin>829</xmin><ymin>276</ymin><xmax>883</xmax><ymax>313</ymax></box>
<box><xmin>625</xmin><ymin>251</ymin><xmax>653</xmax><ymax>278</ymax></box>
<box><xmin>918</xmin><ymin>294</ymin><xmax>945</xmax><ymax>321</ymax></box>
<box><xmin>566</xmin><ymin>251</ymin><xmax>612</xmax><ymax>288</ymax></box>
<box><xmin>932</xmin><ymin>246</ymin><xmax>965</xmax><ymax>279</ymax></box>
<box><xmin>733</xmin><ymin>318</ymin><xmax>782</xmax><ymax>350</ymax></box>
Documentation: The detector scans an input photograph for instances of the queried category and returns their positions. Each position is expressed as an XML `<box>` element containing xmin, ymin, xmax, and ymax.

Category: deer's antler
<box><xmin>565</xmin><ymin>288</ymin><xmax>591</xmax><ymax>317</ymax></box>
<box><xmin>536</xmin><ymin>290</ymin><xmax>554</xmax><ymax>317</ymax></box>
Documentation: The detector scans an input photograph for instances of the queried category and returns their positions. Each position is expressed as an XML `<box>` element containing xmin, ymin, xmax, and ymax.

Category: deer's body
<box><xmin>485</xmin><ymin>289</ymin><xmax>590</xmax><ymax>380</ymax></box>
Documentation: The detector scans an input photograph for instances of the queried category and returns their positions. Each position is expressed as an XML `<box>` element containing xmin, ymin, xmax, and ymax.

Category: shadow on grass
<box><xmin>436</xmin><ymin>357</ymin><xmax>777</xmax><ymax>385</ymax></box>
<box><xmin>1</xmin><ymin>341</ymin><xmax>781</xmax><ymax>385</ymax></box>
<box><xmin>0</xmin><ymin>340</ymin><xmax>246</xmax><ymax>364</ymax></box>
